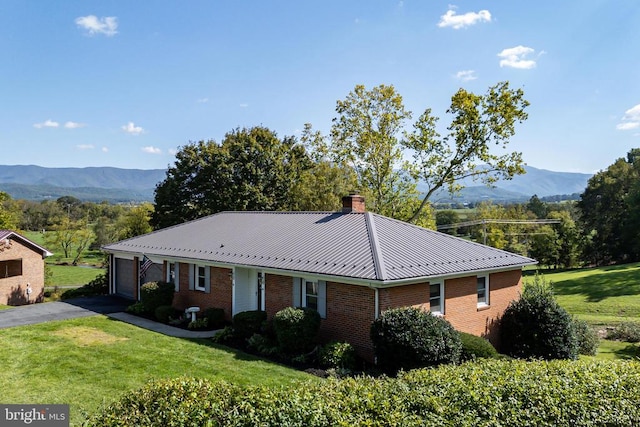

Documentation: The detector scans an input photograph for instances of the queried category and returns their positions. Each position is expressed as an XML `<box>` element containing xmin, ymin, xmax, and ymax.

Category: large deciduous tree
<box><xmin>151</xmin><ymin>126</ymin><xmax>312</xmax><ymax>229</ymax></box>
<box><xmin>322</xmin><ymin>82</ymin><xmax>528</xmax><ymax>224</ymax></box>
<box><xmin>579</xmin><ymin>148</ymin><xmax>640</xmax><ymax>265</ymax></box>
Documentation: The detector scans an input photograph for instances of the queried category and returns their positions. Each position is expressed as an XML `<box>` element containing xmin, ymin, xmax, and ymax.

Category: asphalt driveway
<box><xmin>0</xmin><ymin>295</ymin><xmax>132</xmax><ymax>329</ymax></box>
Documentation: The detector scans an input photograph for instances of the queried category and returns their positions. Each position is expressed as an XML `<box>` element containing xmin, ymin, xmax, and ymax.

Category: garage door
<box><xmin>115</xmin><ymin>258</ymin><xmax>135</xmax><ymax>299</ymax></box>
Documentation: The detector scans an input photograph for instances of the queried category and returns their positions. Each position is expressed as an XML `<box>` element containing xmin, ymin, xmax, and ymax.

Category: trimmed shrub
<box><xmin>232</xmin><ymin>310</ymin><xmax>267</xmax><ymax>339</ymax></box>
<box><xmin>61</xmin><ymin>273</ymin><xmax>108</xmax><ymax>300</ymax></box>
<box><xmin>188</xmin><ymin>318</ymin><xmax>209</xmax><ymax>330</ymax></box>
<box><xmin>202</xmin><ymin>307</ymin><xmax>226</xmax><ymax>329</ymax></box>
<box><xmin>89</xmin><ymin>360</ymin><xmax>640</xmax><ymax>427</ymax></box>
<box><xmin>500</xmin><ymin>274</ymin><xmax>578</xmax><ymax>360</ymax></box>
<box><xmin>154</xmin><ymin>305</ymin><xmax>175</xmax><ymax>324</ymax></box>
<box><xmin>607</xmin><ymin>322</ymin><xmax>640</xmax><ymax>343</ymax></box>
<box><xmin>247</xmin><ymin>333</ymin><xmax>280</xmax><ymax>356</ymax></box>
<box><xmin>211</xmin><ymin>326</ymin><xmax>234</xmax><ymax>344</ymax></box>
<box><xmin>459</xmin><ymin>332</ymin><xmax>499</xmax><ymax>361</ymax></box>
<box><xmin>140</xmin><ymin>281</ymin><xmax>175</xmax><ymax>313</ymax></box>
<box><xmin>370</xmin><ymin>307</ymin><xmax>462</xmax><ymax>374</ymax></box>
<box><xmin>125</xmin><ymin>301</ymin><xmax>146</xmax><ymax>315</ymax></box>
<box><xmin>573</xmin><ymin>318</ymin><xmax>599</xmax><ymax>356</ymax></box>
<box><xmin>318</xmin><ymin>341</ymin><xmax>357</xmax><ymax>370</ymax></box>
<box><xmin>272</xmin><ymin>307</ymin><xmax>321</xmax><ymax>354</ymax></box>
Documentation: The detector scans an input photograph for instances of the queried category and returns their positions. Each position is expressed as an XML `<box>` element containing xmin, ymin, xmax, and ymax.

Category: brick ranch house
<box><xmin>0</xmin><ymin>230</ymin><xmax>52</xmax><ymax>305</ymax></box>
<box><xmin>103</xmin><ymin>195</ymin><xmax>536</xmax><ymax>359</ymax></box>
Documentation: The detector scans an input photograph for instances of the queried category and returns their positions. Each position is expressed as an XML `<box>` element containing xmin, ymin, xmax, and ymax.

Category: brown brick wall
<box><xmin>443</xmin><ymin>270</ymin><xmax>522</xmax><ymax>346</ymax></box>
<box><xmin>322</xmin><ymin>282</ymin><xmax>376</xmax><ymax>361</ymax></box>
<box><xmin>0</xmin><ymin>239</ymin><xmax>46</xmax><ymax>305</ymax></box>
<box><xmin>265</xmin><ymin>273</ymin><xmax>293</xmax><ymax>315</ymax></box>
<box><xmin>172</xmin><ymin>263</ymin><xmax>233</xmax><ymax>321</ymax></box>
<box><xmin>379</xmin><ymin>282</ymin><xmax>430</xmax><ymax>312</ymax></box>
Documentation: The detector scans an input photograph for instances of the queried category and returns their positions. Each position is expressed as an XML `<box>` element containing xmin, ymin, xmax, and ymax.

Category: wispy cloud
<box><xmin>102</xmin><ymin>147</ymin><xmax>109</xmax><ymax>153</ymax></box>
<box><xmin>455</xmin><ymin>70</ymin><xmax>477</xmax><ymax>81</ymax></box>
<box><xmin>438</xmin><ymin>8</ymin><xmax>491</xmax><ymax>29</ymax></box>
<box><xmin>498</xmin><ymin>46</ymin><xmax>537</xmax><ymax>69</ymax></box>
<box><xmin>33</xmin><ymin>119</ymin><xmax>59</xmax><ymax>129</ymax></box>
<box><xmin>142</xmin><ymin>146</ymin><xmax>162</xmax><ymax>154</ymax></box>
<box><xmin>617</xmin><ymin>104</ymin><xmax>640</xmax><ymax>131</ymax></box>
<box><xmin>76</xmin><ymin>144</ymin><xmax>94</xmax><ymax>150</ymax></box>
<box><xmin>239</xmin><ymin>103</ymin><xmax>249</xmax><ymax>108</ymax></box>
<box><xmin>122</xmin><ymin>122</ymin><xmax>145</xmax><ymax>135</ymax></box>
<box><xmin>168</xmin><ymin>148</ymin><xmax>177</xmax><ymax>156</ymax></box>
<box><xmin>64</xmin><ymin>121</ymin><xmax>86</xmax><ymax>129</ymax></box>
<box><xmin>197</xmin><ymin>98</ymin><xmax>209</xmax><ymax>103</ymax></box>
<box><xmin>75</xmin><ymin>15</ymin><xmax>118</xmax><ymax>36</ymax></box>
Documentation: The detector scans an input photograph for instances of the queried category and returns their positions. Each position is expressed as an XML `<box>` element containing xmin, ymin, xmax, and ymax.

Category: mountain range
<box><xmin>0</xmin><ymin>164</ymin><xmax>592</xmax><ymax>204</ymax></box>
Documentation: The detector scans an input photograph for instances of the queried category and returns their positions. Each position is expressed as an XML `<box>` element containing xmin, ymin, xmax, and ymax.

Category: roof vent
<box><xmin>342</xmin><ymin>194</ymin><xmax>366</xmax><ymax>213</ymax></box>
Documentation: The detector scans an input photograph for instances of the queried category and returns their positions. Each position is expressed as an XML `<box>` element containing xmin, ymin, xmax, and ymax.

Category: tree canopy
<box><xmin>151</xmin><ymin>126</ymin><xmax>314</xmax><ymax>229</ymax></box>
<box><xmin>313</xmin><ymin>81</ymin><xmax>528</xmax><ymax>224</ymax></box>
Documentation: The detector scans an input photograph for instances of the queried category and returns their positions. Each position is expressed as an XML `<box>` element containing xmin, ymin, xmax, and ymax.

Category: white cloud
<box><xmin>76</xmin><ymin>144</ymin><xmax>94</xmax><ymax>150</ymax></box>
<box><xmin>122</xmin><ymin>122</ymin><xmax>145</xmax><ymax>135</ymax></box>
<box><xmin>102</xmin><ymin>147</ymin><xmax>109</xmax><ymax>153</ymax></box>
<box><xmin>168</xmin><ymin>148</ymin><xmax>177</xmax><ymax>155</ymax></box>
<box><xmin>455</xmin><ymin>70</ymin><xmax>477</xmax><ymax>81</ymax></box>
<box><xmin>197</xmin><ymin>98</ymin><xmax>209</xmax><ymax>103</ymax></box>
<box><xmin>142</xmin><ymin>146</ymin><xmax>162</xmax><ymax>154</ymax></box>
<box><xmin>75</xmin><ymin>15</ymin><xmax>118</xmax><ymax>36</ymax></box>
<box><xmin>617</xmin><ymin>104</ymin><xmax>640</xmax><ymax>130</ymax></box>
<box><xmin>239</xmin><ymin>103</ymin><xmax>249</xmax><ymax>108</ymax></box>
<box><xmin>33</xmin><ymin>119</ymin><xmax>59</xmax><ymax>129</ymax></box>
<box><xmin>438</xmin><ymin>8</ymin><xmax>491</xmax><ymax>29</ymax></box>
<box><xmin>64</xmin><ymin>121</ymin><xmax>86</xmax><ymax>129</ymax></box>
<box><xmin>498</xmin><ymin>46</ymin><xmax>537</xmax><ymax>69</ymax></box>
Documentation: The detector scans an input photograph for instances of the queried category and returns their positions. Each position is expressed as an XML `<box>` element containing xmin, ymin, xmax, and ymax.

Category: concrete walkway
<box><xmin>0</xmin><ymin>295</ymin><xmax>219</xmax><ymax>339</ymax></box>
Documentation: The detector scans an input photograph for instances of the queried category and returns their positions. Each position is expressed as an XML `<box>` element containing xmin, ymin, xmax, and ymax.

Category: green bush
<box><xmin>125</xmin><ymin>302</ymin><xmax>146</xmax><ymax>315</ymax></box>
<box><xmin>370</xmin><ymin>307</ymin><xmax>462</xmax><ymax>374</ymax></box>
<box><xmin>61</xmin><ymin>273</ymin><xmax>108</xmax><ymax>300</ymax></box>
<box><xmin>202</xmin><ymin>307</ymin><xmax>226</xmax><ymax>329</ymax></box>
<box><xmin>247</xmin><ymin>333</ymin><xmax>280</xmax><ymax>356</ymax></box>
<box><xmin>318</xmin><ymin>341</ymin><xmax>357</xmax><ymax>370</ymax></box>
<box><xmin>154</xmin><ymin>305</ymin><xmax>175</xmax><ymax>323</ymax></box>
<box><xmin>89</xmin><ymin>360</ymin><xmax>640</xmax><ymax>427</ymax></box>
<box><xmin>272</xmin><ymin>307</ymin><xmax>321</xmax><ymax>354</ymax></box>
<box><xmin>573</xmin><ymin>318</ymin><xmax>599</xmax><ymax>356</ymax></box>
<box><xmin>607</xmin><ymin>322</ymin><xmax>640</xmax><ymax>343</ymax></box>
<box><xmin>140</xmin><ymin>281</ymin><xmax>175</xmax><ymax>313</ymax></box>
<box><xmin>187</xmin><ymin>318</ymin><xmax>209</xmax><ymax>330</ymax></box>
<box><xmin>232</xmin><ymin>310</ymin><xmax>267</xmax><ymax>339</ymax></box>
<box><xmin>459</xmin><ymin>332</ymin><xmax>499</xmax><ymax>361</ymax></box>
<box><xmin>500</xmin><ymin>274</ymin><xmax>578</xmax><ymax>360</ymax></box>
<box><xmin>211</xmin><ymin>326</ymin><xmax>234</xmax><ymax>344</ymax></box>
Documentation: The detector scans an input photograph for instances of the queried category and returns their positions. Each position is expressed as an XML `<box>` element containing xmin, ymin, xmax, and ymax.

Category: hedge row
<box><xmin>89</xmin><ymin>359</ymin><xmax>640</xmax><ymax>426</ymax></box>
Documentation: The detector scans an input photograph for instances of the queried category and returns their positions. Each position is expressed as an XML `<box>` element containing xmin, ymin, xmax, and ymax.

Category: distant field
<box><xmin>21</xmin><ymin>230</ymin><xmax>105</xmax><ymax>286</ymax></box>
<box><xmin>530</xmin><ymin>263</ymin><xmax>640</xmax><ymax>324</ymax></box>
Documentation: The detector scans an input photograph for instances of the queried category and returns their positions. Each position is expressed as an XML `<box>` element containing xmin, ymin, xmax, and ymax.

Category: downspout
<box><xmin>374</xmin><ymin>287</ymin><xmax>379</xmax><ymax>319</ymax></box>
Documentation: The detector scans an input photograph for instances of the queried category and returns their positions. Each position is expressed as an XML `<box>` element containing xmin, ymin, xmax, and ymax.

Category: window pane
<box><xmin>429</xmin><ymin>283</ymin><xmax>441</xmax><ymax>312</ymax></box>
<box><xmin>305</xmin><ymin>281</ymin><xmax>318</xmax><ymax>310</ymax></box>
<box><xmin>306</xmin><ymin>281</ymin><xmax>318</xmax><ymax>296</ymax></box>
<box><xmin>477</xmin><ymin>277</ymin><xmax>487</xmax><ymax>304</ymax></box>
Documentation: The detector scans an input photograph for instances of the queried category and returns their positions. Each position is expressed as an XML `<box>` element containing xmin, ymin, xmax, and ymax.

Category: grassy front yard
<box><xmin>0</xmin><ymin>316</ymin><xmax>314</xmax><ymax>426</ymax></box>
<box><xmin>529</xmin><ymin>263</ymin><xmax>640</xmax><ymax>360</ymax></box>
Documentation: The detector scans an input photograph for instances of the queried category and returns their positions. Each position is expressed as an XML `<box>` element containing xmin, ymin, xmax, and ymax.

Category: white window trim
<box><xmin>429</xmin><ymin>281</ymin><xmax>444</xmax><ymax>316</ymax></box>
<box><xmin>300</xmin><ymin>277</ymin><xmax>326</xmax><ymax>318</ymax></box>
<box><xmin>477</xmin><ymin>275</ymin><xmax>489</xmax><ymax>307</ymax></box>
<box><xmin>195</xmin><ymin>264</ymin><xmax>207</xmax><ymax>291</ymax></box>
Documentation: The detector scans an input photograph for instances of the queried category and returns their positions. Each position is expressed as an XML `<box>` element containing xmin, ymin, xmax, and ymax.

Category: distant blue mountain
<box><xmin>0</xmin><ymin>164</ymin><xmax>592</xmax><ymax>203</ymax></box>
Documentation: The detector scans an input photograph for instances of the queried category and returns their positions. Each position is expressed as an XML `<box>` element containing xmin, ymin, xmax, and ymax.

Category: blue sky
<box><xmin>1</xmin><ymin>1</ymin><xmax>639</xmax><ymax>173</ymax></box>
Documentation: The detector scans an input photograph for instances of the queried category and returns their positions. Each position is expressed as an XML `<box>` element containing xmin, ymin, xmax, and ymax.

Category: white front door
<box><xmin>232</xmin><ymin>268</ymin><xmax>265</xmax><ymax>315</ymax></box>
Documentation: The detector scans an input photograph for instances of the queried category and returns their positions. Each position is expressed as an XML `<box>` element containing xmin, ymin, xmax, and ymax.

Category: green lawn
<box><xmin>586</xmin><ymin>339</ymin><xmax>640</xmax><ymax>361</ymax></box>
<box><xmin>47</xmin><ymin>264</ymin><xmax>104</xmax><ymax>286</ymax></box>
<box><xmin>0</xmin><ymin>316</ymin><xmax>314</xmax><ymax>426</ymax></box>
<box><xmin>529</xmin><ymin>263</ymin><xmax>640</xmax><ymax>324</ymax></box>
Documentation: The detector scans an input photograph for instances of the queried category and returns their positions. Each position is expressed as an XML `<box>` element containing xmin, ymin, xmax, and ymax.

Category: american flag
<box><xmin>139</xmin><ymin>255</ymin><xmax>153</xmax><ymax>280</ymax></box>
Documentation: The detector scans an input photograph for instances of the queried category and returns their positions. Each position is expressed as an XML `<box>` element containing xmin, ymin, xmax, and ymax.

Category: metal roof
<box><xmin>103</xmin><ymin>211</ymin><xmax>536</xmax><ymax>283</ymax></box>
<box><xmin>0</xmin><ymin>230</ymin><xmax>53</xmax><ymax>257</ymax></box>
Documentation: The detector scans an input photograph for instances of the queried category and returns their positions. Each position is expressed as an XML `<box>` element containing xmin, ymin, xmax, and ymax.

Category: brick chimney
<box><xmin>342</xmin><ymin>194</ymin><xmax>366</xmax><ymax>213</ymax></box>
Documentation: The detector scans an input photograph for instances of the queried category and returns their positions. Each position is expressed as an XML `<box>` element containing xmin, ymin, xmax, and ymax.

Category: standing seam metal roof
<box><xmin>103</xmin><ymin>211</ymin><xmax>536</xmax><ymax>282</ymax></box>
